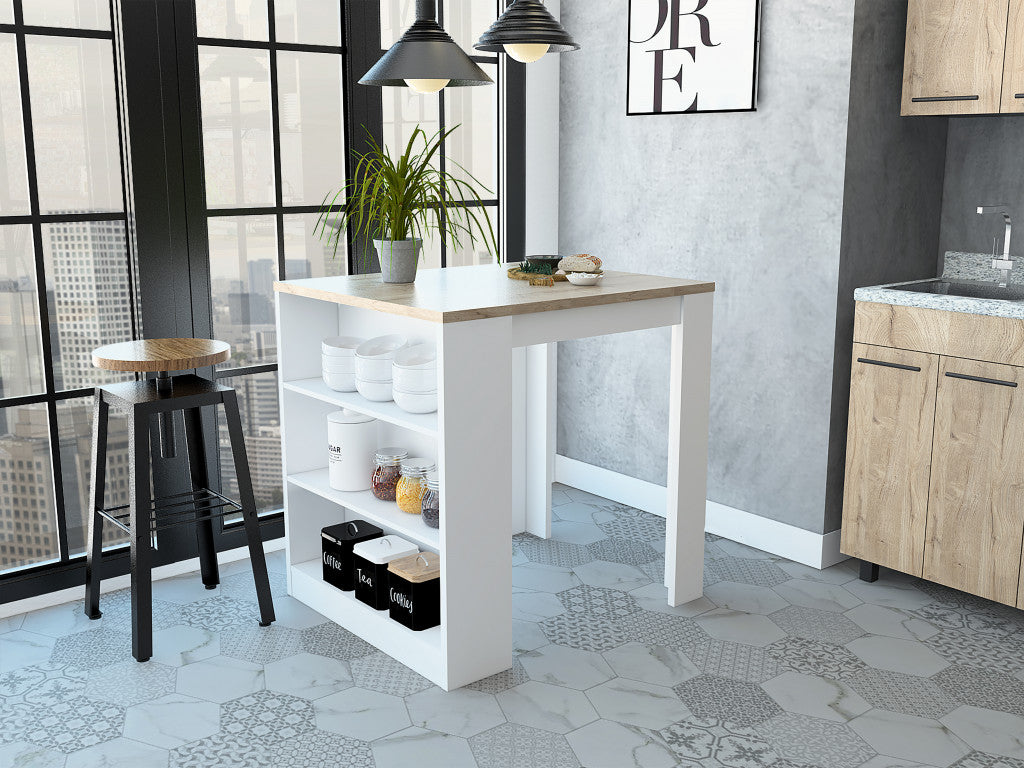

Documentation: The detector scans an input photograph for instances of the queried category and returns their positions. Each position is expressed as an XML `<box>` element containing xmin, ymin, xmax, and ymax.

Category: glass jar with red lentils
<box><xmin>371</xmin><ymin>448</ymin><xmax>408</xmax><ymax>501</ymax></box>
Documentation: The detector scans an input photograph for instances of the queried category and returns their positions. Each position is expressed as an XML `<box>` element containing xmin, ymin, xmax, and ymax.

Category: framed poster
<box><xmin>627</xmin><ymin>0</ymin><xmax>761</xmax><ymax>116</ymax></box>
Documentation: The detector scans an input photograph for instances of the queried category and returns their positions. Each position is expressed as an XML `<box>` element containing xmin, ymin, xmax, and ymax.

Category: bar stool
<box><xmin>84</xmin><ymin>338</ymin><xmax>275</xmax><ymax>662</ymax></box>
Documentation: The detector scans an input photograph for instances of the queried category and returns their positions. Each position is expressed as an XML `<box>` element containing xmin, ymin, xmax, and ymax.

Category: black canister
<box><xmin>321</xmin><ymin>520</ymin><xmax>383</xmax><ymax>591</ymax></box>
<box><xmin>351</xmin><ymin>535</ymin><xmax>420</xmax><ymax>610</ymax></box>
<box><xmin>387</xmin><ymin>551</ymin><xmax>441</xmax><ymax>631</ymax></box>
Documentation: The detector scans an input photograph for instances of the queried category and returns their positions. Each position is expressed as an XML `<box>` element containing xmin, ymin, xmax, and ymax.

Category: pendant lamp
<box><xmin>361</xmin><ymin>0</ymin><xmax>493</xmax><ymax>94</ymax></box>
<box><xmin>474</xmin><ymin>0</ymin><xmax>579</xmax><ymax>64</ymax></box>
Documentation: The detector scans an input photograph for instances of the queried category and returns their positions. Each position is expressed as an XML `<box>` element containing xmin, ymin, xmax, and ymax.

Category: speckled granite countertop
<box><xmin>854</xmin><ymin>252</ymin><xmax>1024</xmax><ymax>320</ymax></box>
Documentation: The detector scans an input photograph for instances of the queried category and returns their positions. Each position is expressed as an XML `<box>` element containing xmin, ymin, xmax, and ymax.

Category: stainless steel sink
<box><xmin>892</xmin><ymin>279</ymin><xmax>1024</xmax><ymax>302</ymax></box>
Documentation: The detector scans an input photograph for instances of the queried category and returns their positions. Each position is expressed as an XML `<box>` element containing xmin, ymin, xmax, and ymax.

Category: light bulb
<box><xmin>504</xmin><ymin>43</ymin><xmax>549</xmax><ymax>63</ymax></box>
<box><xmin>405</xmin><ymin>78</ymin><xmax>450</xmax><ymax>94</ymax></box>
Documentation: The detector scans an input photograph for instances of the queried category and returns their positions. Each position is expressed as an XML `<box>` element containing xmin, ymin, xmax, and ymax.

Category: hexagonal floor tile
<box><xmin>220</xmin><ymin>625</ymin><xmax>302</xmax><ymax>666</ymax></box>
<box><xmin>587</xmin><ymin>537</ymin><xmax>660</xmax><ymax>567</ymax></box>
<box><xmin>844</xmin><ymin>603</ymin><xmax>939</xmax><ymax>642</ymax></box>
<box><xmin>314</xmin><ymin>687</ymin><xmax>410</xmax><ymax>741</ymax></box>
<box><xmin>925</xmin><ymin>629</ymin><xmax>1024</xmax><ymax>676</ymax></box>
<box><xmin>168</xmin><ymin>732</ymin><xmax>270</xmax><ymax>768</ymax></box>
<box><xmin>705</xmin><ymin>581</ymin><xmax>789</xmax><ymax>615</ymax></box>
<box><xmin>696</xmin><ymin>610</ymin><xmax>785</xmax><ymax>647</ymax></box>
<box><xmin>268</xmin><ymin>728</ymin><xmax>374</xmax><ymax>768</ymax></box>
<box><xmin>538</xmin><ymin>612</ymin><xmax>627</xmax><ymax>652</ymax></box>
<box><xmin>124</xmin><ymin>693</ymin><xmax>219</xmax><ymax>749</ymax></box>
<box><xmin>510</xmin><ymin>591</ymin><xmax>566</xmax><ymax>623</ymax></box>
<box><xmin>557</xmin><ymin>585</ymin><xmax>639</xmax><ymax>620</ymax></box>
<box><xmin>847</xmin><ymin>636</ymin><xmax>949</xmax><ymax>677</ymax></box>
<box><xmin>20</xmin><ymin>603</ymin><xmax>98</xmax><ymax>638</ymax></box>
<box><xmin>934</xmin><ymin>664</ymin><xmax>1024</xmax><ymax>717</ymax></box>
<box><xmin>372</xmin><ymin>727</ymin><xmax>477</xmax><ymax>768</ymax></box>
<box><xmin>0</xmin><ymin>630</ymin><xmax>56</xmax><ymax>673</ymax></box>
<box><xmin>766</xmin><ymin>636</ymin><xmax>867</xmax><ymax>680</ymax></box>
<box><xmin>299</xmin><ymin>622</ymin><xmax>375</xmax><ymax>661</ymax></box>
<box><xmin>659</xmin><ymin>715</ymin><xmax>779</xmax><ymax>767</ymax></box>
<box><xmin>495</xmin><ymin>681</ymin><xmax>598</xmax><ymax>734</ymax></box>
<box><xmin>627</xmin><ymin>582</ymin><xmax>715</xmax><ymax>617</ymax></box>
<box><xmin>405</xmin><ymin>686</ymin><xmax>506</xmax><ymax>737</ymax></box>
<box><xmin>706</xmin><ymin>557</ymin><xmax>791</xmax><ymax>588</ymax></box>
<box><xmin>515</xmin><ymin>534</ymin><xmax>594</xmax><ymax>568</ymax></box>
<box><xmin>86</xmin><ymin>659</ymin><xmax>177</xmax><ymax>706</ymax></box>
<box><xmin>845</xmin><ymin>578</ymin><xmax>933</xmax><ymax>611</ymax></box>
<box><xmin>602</xmin><ymin>642</ymin><xmax>698</xmax><ymax>686</ymax></box>
<box><xmin>220</xmin><ymin>689</ymin><xmax>315</xmax><ymax>744</ymax></box>
<box><xmin>0</xmin><ymin>741</ymin><xmax>65</xmax><ymax>768</ymax></box>
<box><xmin>567</xmin><ymin>720</ymin><xmax>676</xmax><ymax>768</ymax></box>
<box><xmin>266</xmin><ymin>596</ymin><xmax>328</xmax><ymax>630</ymax></box>
<box><xmin>673</xmin><ymin>674</ymin><xmax>782</xmax><ymax>726</ymax></box>
<box><xmin>846</xmin><ymin>668</ymin><xmax>958</xmax><ymax>719</ymax></box>
<box><xmin>263</xmin><ymin>652</ymin><xmax>351</xmax><ymax>700</ymax></box>
<box><xmin>586</xmin><ymin>678</ymin><xmax>688</xmax><ymax>729</ymax></box>
<box><xmin>550</xmin><ymin>519</ymin><xmax>607</xmax><ymax>545</ymax></box>
<box><xmin>849</xmin><ymin>710</ymin><xmax>970</xmax><ymax>767</ymax></box>
<box><xmin>519</xmin><ymin>644</ymin><xmax>615</xmax><ymax>690</ymax></box>
<box><xmin>65</xmin><ymin>736</ymin><xmax>168</xmax><ymax>768</ymax></box>
<box><xmin>761</xmin><ymin>670</ymin><xmax>870</xmax><ymax>723</ymax></box>
<box><xmin>151</xmin><ymin>624</ymin><xmax>219</xmax><ymax>667</ymax></box>
<box><xmin>773</xmin><ymin>579</ymin><xmax>862</xmax><ymax>612</ymax></box>
<box><xmin>758</xmin><ymin>712</ymin><xmax>875</xmax><ymax>768</ymax></box>
<box><xmin>470</xmin><ymin>722</ymin><xmax>580</xmax><ymax>768</ymax></box>
<box><xmin>350</xmin><ymin>652</ymin><xmax>432</xmax><ymax>697</ymax></box>
<box><xmin>623</xmin><ymin>609</ymin><xmax>709</xmax><ymax>649</ymax></box>
<box><xmin>685</xmin><ymin>638</ymin><xmax>789</xmax><ymax>683</ymax></box>
<box><xmin>770</xmin><ymin>605</ymin><xmax>865</xmax><ymax>644</ymax></box>
<box><xmin>465</xmin><ymin>659</ymin><xmax>529</xmax><ymax>695</ymax></box>
<box><xmin>13</xmin><ymin>695</ymin><xmax>125</xmax><ymax>754</ymax></box>
<box><xmin>572</xmin><ymin>560</ymin><xmax>651</xmax><ymax>592</ymax></box>
<box><xmin>512</xmin><ymin>563</ymin><xmax>581</xmax><ymax>593</ymax></box>
<box><xmin>177</xmin><ymin>656</ymin><xmax>264</xmax><ymax>703</ymax></box>
<box><xmin>0</xmin><ymin>660</ymin><xmax>87</xmax><ymax>703</ymax></box>
<box><xmin>940</xmin><ymin>706</ymin><xmax>1024</xmax><ymax>759</ymax></box>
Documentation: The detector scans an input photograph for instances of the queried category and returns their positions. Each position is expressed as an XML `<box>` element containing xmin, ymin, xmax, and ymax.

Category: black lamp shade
<box><xmin>361</xmin><ymin>0</ymin><xmax>493</xmax><ymax>88</ymax></box>
<box><xmin>474</xmin><ymin>0</ymin><xmax>579</xmax><ymax>54</ymax></box>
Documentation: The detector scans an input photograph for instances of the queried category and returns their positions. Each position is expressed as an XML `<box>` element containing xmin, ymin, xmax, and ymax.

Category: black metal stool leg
<box><xmin>184</xmin><ymin>406</ymin><xmax>219</xmax><ymax>590</ymax></box>
<box><xmin>84</xmin><ymin>396</ymin><xmax>109</xmax><ymax>620</ymax></box>
<box><xmin>129</xmin><ymin>409</ymin><xmax>153</xmax><ymax>662</ymax></box>
<box><xmin>222</xmin><ymin>390</ymin><xmax>275</xmax><ymax>626</ymax></box>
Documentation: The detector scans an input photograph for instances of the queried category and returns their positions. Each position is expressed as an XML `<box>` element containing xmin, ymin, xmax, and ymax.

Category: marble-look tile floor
<box><xmin>3</xmin><ymin>484</ymin><xmax>1024</xmax><ymax>767</ymax></box>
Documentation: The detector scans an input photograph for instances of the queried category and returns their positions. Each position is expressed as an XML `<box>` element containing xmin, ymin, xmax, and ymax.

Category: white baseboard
<box><xmin>0</xmin><ymin>538</ymin><xmax>285</xmax><ymax>620</ymax></box>
<box><xmin>554</xmin><ymin>454</ymin><xmax>846</xmax><ymax>570</ymax></box>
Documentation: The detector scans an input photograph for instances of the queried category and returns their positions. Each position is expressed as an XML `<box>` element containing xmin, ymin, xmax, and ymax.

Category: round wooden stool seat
<box><xmin>92</xmin><ymin>339</ymin><xmax>231</xmax><ymax>373</ymax></box>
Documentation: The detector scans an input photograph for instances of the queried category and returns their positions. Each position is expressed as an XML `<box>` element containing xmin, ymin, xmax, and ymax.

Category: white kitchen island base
<box><xmin>275</xmin><ymin>265</ymin><xmax>715</xmax><ymax>690</ymax></box>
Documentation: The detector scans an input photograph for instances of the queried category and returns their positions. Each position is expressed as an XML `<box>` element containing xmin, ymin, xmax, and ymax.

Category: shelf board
<box><xmin>287</xmin><ymin>468</ymin><xmax>440</xmax><ymax>552</ymax></box>
<box><xmin>282</xmin><ymin>377</ymin><xmax>438</xmax><ymax>437</ymax></box>
<box><xmin>290</xmin><ymin>559</ymin><xmax>443</xmax><ymax>686</ymax></box>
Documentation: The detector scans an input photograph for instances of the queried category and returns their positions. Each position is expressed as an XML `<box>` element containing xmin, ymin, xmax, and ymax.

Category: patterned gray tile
<box><xmin>17</xmin><ymin>695</ymin><xmax>126</xmax><ymax>753</ymax></box>
<box><xmin>557</xmin><ymin>584</ymin><xmax>639</xmax><ymax>619</ymax></box>
<box><xmin>470</xmin><ymin>722</ymin><xmax>580</xmax><ymax>768</ymax></box>
<box><xmin>219</xmin><ymin>625</ymin><xmax>302</xmax><ymax>665</ymax></box>
<box><xmin>765</xmin><ymin>636</ymin><xmax>867</xmax><ymax>680</ymax></box>
<box><xmin>97</xmin><ymin>593</ymin><xmax>186</xmax><ymax>635</ymax></box>
<box><xmin>0</xmin><ymin>661</ymin><xmax>88</xmax><ymax>703</ymax></box>
<box><xmin>181</xmin><ymin>596</ymin><xmax>263</xmax><ymax>631</ymax></box>
<box><xmin>595</xmin><ymin>513</ymin><xmax>666</xmax><ymax>543</ymax></box>
<box><xmin>350</xmin><ymin>651</ymin><xmax>433</xmax><ymax>697</ymax></box>
<box><xmin>465</xmin><ymin>659</ymin><xmax>529</xmax><ymax>694</ymax></box>
<box><xmin>587</xmin><ymin>537</ymin><xmax>661</xmax><ymax>567</ymax></box>
<box><xmin>846</xmin><ymin>668</ymin><xmax>959</xmax><ymax>719</ymax></box>
<box><xmin>770</xmin><ymin>605</ymin><xmax>865</xmax><ymax>645</ymax></box>
<box><xmin>218</xmin><ymin>570</ymin><xmax>288</xmax><ymax>602</ymax></box>
<box><xmin>934</xmin><ymin>665</ymin><xmax>1024</xmax><ymax>718</ymax></box>
<box><xmin>673</xmin><ymin>674</ymin><xmax>783</xmax><ymax>726</ymax></box>
<box><xmin>219</xmin><ymin>689</ymin><xmax>315</xmax><ymax>744</ymax></box>
<box><xmin>685</xmin><ymin>639</ymin><xmax>790</xmax><ymax>683</ymax></box>
<box><xmin>168</xmin><ymin>733</ymin><xmax>270</xmax><ymax>768</ymax></box>
<box><xmin>268</xmin><ymin>728</ymin><xmax>374</xmax><ymax>767</ymax></box>
<box><xmin>624</xmin><ymin>610</ymin><xmax>710</xmax><ymax>649</ymax></box>
<box><xmin>539</xmin><ymin>611</ymin><xmax>628</xmax><ymax>652</ymax></box>
<box><xmin>924</xmin><ymin>630</ymin><xmax>1024</xmax><ymax>676</ymax></box>
<box><xmin>85</xmin><ymin>659</ymin><xmax>177</xmax><ymax>706</ymax></box>
<box><xmin>299</xmin><ymin>622</ymin><xmax>376</xmax><ymax>661</ymax></box>
<box><xmin>658</xmin><ymin>715</ymin><xmax>779</xmax><ymax>768</ymax></box>
<box><xmin>758</xmin><ymin>713</ymin><xmax>875</xmax><ymax>768</ymax></box>
<box><xmin>949</xmin><ymin>752</ymin><xmax>1024</xmax><ymax>768</ymax></box>
<box><xmin>514</xmin><ymin>533</ymin><xmax>595</xmax><ymax>568</ymax></box>
<box><xmin>910</xmin><ymin>603</ymin><xmax>1023</xmax><ymax>638</ymax></box>
<box><xmin>49</xmin><ymin>627</ymin><xmax>134</xmax><ymax>670</ymax></box>
<box><xmin>706</xmin><ymin>558</ymin><xmax>791</xmax><ymax>588</ymax></box>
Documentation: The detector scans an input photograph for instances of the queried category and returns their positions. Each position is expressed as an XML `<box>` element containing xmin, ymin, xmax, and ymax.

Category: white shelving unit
<box><xmin>275</xmin><ymin>266</ymin><xmax>714</xmax><ymax>690</ymax></box>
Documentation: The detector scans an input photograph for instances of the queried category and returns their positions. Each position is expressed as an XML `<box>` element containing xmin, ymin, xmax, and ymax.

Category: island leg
<box><xmin>666</xmin><ymin>292</ymin><xmax>714</xmax><ymax>606</ymax></box>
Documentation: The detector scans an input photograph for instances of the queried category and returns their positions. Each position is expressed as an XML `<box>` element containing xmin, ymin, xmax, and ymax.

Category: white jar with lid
<box><xmin>327</xmin><ymin>409</ymin><xmax>377</xmax><ymax>491</ymax></box>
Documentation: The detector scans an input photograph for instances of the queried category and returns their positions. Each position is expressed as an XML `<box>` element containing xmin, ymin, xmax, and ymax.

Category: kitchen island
<box><xmin>274</xmin><ymin>264</ymin><xmax>715</xmax><ymax>690</ymax></box>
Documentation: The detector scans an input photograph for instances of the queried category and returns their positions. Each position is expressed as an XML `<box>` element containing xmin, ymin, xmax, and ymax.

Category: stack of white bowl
<box><xmin>354</xmin><ymin>335</ymin><xmax>408</xmax><ymax>402</ymax></box>
<box><xmin>322</xmin><ymin>336</ymin><xmax>363</xmax><ymax>392</ymax></box>
<box><xmin>392</xmin><ymin>343</ymin><xmax>438</xmax><ymax>414</ymax></box>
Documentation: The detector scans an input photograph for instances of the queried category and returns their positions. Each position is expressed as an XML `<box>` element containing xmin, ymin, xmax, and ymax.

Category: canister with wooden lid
<box><xmin>387</xmin><ymin>551</ymin><xmax>441</xmax><ymax>631</ymax></box>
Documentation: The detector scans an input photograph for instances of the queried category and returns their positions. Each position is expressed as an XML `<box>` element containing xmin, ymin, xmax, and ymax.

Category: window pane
<box><xmin>0</xmin><ymin>2</ymin><xmax>12</xmax><ymax>24</ymax></box>
<box><xmin>22</xmin><ymin>0</ymin><xmax>110</xmax><ymax>30</ymax></box>
<box><xmin>195</xmin><ymin>0</ymin><xmax>268</xmax><ymax>41</ymax></box>
<box><xmin>208</xmin><ymin>214</ymin><xmax>277</xmax><ymax>368</ymax></box>
<box><xmin>278</xmin><ymin>51</ymin><xmax>345</xmax><ymax>206</ymax></box>
<box><xmin>283</xmin><ymin>212</ymin><xmax>346</xmax><ymax>279</ymax></box>
<box><xmin>199</xmin><ymin>47</ymin><xmax>275</xmax><ymax>208</ymax></box>
<box><xmin>0</xmin><ymin>225</ymin><xmax>45</xmax><ymax>399</ymax></box>
<box><xmin>382</xmin><ymin>89</ymin><xmax>440</xmax><ymax>174</ymax></box>
<box><xmin>0</xmin><ymin>404</ymin><xmax>57</xmax><ymax>574</ymax></box>
<box><xmin>380</xmin><ymin>0</ymin><xmax>415</xmax><ymax>48</ymax></box>
<box><xmin>275</xmin><ymin>0</ymin><xmax>341</xmax><ymax>47</ymax></box>
<box><xmin>446</xmin><ymin>206</ymin><xmax>499</xmax><ymax>267</ymax></box>
<box><xmin>42</xmin><ymin>219</ymin><xmax>134</xmax><ymax>392</ymax></box>
<box><xmin>217</xmin><ymin>370</ymin><xmax>281</xmax><ymax>519</ymax></box>
<box><xmin>56</xmin><ymin>396</ymin><xmax>129</xmax><ymax>558</ymax></box>
<box><xmin>446</xmin><ymin>63</ymin><xmax>498</xmax><ymax>196</ymax></box>
<box><xmin>26</xmin><ymin>36</ymin><xmax>123</xmax><ymax>215</ymax></box>
<box><xmin>416</xmin><ymin>231</ymin><xmax>442</xmax><ymax>272</ymax></box>
<box><xmin>0</xmin><ymin>35</ymin><xmax>30</xmax><ymax>215</ymax></box>
<box><xmin>444</xmin><ymin>0</ymin><xmax>497</xmax><ymax>52</ymax></box>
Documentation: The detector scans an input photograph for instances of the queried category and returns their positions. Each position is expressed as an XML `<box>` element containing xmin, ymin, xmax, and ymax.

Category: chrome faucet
<box><xmin>977</xmin><ymin>205</ymin><xmax>1014</xmax><ymax>287</ymax></box>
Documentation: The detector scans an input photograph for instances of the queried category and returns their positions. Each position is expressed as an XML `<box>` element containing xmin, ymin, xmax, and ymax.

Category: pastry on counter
<box><xmin>558</xmin><ymin>254</ymin><xmax>602</xmax><ymax>273</ymax></box>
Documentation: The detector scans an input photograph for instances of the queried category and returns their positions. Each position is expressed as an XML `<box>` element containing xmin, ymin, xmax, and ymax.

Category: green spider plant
<box><xmin>315</xmin><ymin>124</ymin><xmax>499</xmax><ymax>267</ymax></box>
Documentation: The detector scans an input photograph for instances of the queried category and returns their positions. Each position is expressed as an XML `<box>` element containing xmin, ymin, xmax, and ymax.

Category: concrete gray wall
<box><xmin>824</xmin><ymin>1</ymin><xmax>948</xmax><ymax>534</ymax></box>
<box><xmin>556</xmin><ymin>0</ymin><xmax>857</xmax><ymax>534</ymax></box>
<box><xmin>939</xmin><ymin>118</ymin><xmax>1024</xmax><ymax>259</ymax></box>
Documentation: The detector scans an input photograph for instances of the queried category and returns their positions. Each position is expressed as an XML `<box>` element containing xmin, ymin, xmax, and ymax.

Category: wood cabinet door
<box><xmin>1001</xmin><ymin>0</ymin><xmax>1024</xmax><ymax>112</ymax></box>
<box><xmin>924</xmin><ymin>357</ymin><xmax>1024</xmax><ymax>606</ymax></box>
<box><xmin>902</xmin><ymin>0</ymin><xmax>1010</xmax><ymax>115</ymax></box>
<box><xmin>841</xmin><ymin>344</ymin><xmax>938</xmax><ymax>576</ymax></box>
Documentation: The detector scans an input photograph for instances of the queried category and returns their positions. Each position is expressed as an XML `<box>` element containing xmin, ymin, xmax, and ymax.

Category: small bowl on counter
<box><xmin>566</xmin><ymin>272</ymin><xmax>604</xmax><ymax>286</ymax></box>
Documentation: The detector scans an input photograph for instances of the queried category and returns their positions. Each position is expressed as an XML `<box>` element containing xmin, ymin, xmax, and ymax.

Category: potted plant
<box><xmin>316</xmin><ymin>125</ymin><xmax>498</xmax><ymax>283</ymax></box>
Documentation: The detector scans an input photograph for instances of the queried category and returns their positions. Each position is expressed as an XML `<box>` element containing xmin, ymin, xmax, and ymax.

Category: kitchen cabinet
<box><xmin>1002</xmin><ymin>0</ymin><xmax>1024</xmax><ymax>112</ymax></box>
<box><xmin>842</xmin><ymin>301</ymin><xmax>1024</xmax><ymax>608</ymax></box>
<box><xmin>840</xmin><ymin>344</ymin><xmax>937</xmax><ymax>577</ymax></box>
<box><xmin>901</xmin><ymin>0</ymin><xmax>1011</xmax><ymax>116</ymax></box>
<box><xmin>923</xmin><ymin>357</ymin><xmax>1024</xmax><ymax>606</ymax></box>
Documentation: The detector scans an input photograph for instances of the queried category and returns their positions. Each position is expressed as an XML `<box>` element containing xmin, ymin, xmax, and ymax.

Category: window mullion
<box><xmin>267</xmin><ymin>0</ymin><xmax>286</xmax><ymax>283</ymax></box>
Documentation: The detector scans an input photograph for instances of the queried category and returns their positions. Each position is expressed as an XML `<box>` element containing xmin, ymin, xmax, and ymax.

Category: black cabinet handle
<box><xmin>945</xmin><ymin>371</ymin><xmax>1018</xmax><ymax>388</ymax></box>
<box><xmin>912</xmin><ymin>95</ymin><xmax>979</xmax><ymax>102</ymax></box>
<box><xmin>857</xmin><ymin>358</ymin><xmax>922</xmax><ymax>372</ymax></box>
<box><xmin>1015</xmin><ymin>93</ymin><xmax>1024</xmax><ymax>99</ymax></box>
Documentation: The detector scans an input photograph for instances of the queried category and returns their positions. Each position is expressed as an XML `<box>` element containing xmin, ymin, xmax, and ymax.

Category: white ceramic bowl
<box><xmin>356</xmin><ymin>334</ymin><xmax>407</xmax><ymax>358</ymax></box>
<box><xmin>322</xmin><ymin>336</ymin><xmax>363</xmax><ymax>357</ymax></box>
<box><xmin>355</xmin><ymin>377</ymin><xmax>394</xmax><ymax>402</ymax></box>
<box><xmin>392</xmin><ymin>365</ymin><xmax>437</xmax><ymax>393</ymax></box>
<box><xmin>393</xmin><ymin>343</ymin><xmax>437</xmax><ymax>369</ymax></box>
<box><xmin>322</xmin><ymin>356</ymin><xmax>356</xmax><ymax>373</ymax></box>
<box><xmin>566</xmin><ymin>272</ymin><xmax>603</xmax><ymax>286</ymax></box>
<box><xmin>355</xmin><ymin>355</ymin><xmax>394</xmax><ymax>381</ymax></box>
<box><xmin>393</xmin><ymin>387</ymin><xmax>438</xmax><ymax>414</ymax></box>
<box><xmin>323</xmin><ymin>370</ymin><xmax>357</xmax><ymax>392</ymax></box>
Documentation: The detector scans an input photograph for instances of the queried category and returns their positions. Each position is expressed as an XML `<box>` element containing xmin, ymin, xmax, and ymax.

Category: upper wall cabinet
<box><xmin>901</xmin><ymin>0</ymin><xmax>1012</xmax><ymax>116</ymax></box>
<box><xmin>1001</xmin><ymin>0</ymin><xmax>1024</xmax><ymax>112</ymax></box>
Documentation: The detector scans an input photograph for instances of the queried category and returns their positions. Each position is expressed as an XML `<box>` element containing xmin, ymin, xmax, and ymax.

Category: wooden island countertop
<box><xmin>273</xmin><ymin>264</ymin><xmax>715</xmax><ymax>324</ymax></box>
